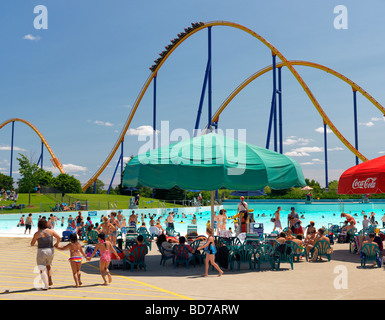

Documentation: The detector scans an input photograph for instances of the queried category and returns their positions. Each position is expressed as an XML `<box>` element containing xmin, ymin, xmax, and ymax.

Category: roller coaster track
<box><xmin>210</xmin><ymin>60</ymin><xmax>385</xmax><ymax>147</ymax></box>
<box><xmin>1</xmin><ymin>21</ymin><xmax>382</xmax><ymax>190</ymax></box>
<box><xmin>0</xmin><ymin>118</ymin><xmax>64</xmax><ymax>174</ymax></box>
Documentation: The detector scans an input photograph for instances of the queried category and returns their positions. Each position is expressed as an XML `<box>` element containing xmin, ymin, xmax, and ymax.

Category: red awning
<box><xmin>338</xmin><ymin>155</ymin><xmax>385</xmax><ymax>194</ymax></box>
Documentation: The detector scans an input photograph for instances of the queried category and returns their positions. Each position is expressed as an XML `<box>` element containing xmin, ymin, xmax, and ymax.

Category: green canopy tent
<box><xmin>122</xmin><ymin>133</ymin><xmax>306</xmax><ymax>230</ymax></box>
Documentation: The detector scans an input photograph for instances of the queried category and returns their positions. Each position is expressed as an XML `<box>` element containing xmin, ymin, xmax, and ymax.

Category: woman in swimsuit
<box><xmin>87</xmin><ymin>233</ymin><xmax>120</xmax><ymax>285</ymax></box>
<box><xmin>197</xmin><ymin>227</ymin><xmax>223</xmax><ymax>277</ymax></box>
<box><xmin>57</xmin><ymin>233</ymin><xmax>87</xmax><ymax>288</ymax></box>
<box><xmin>109</xmin><ymin>212</ymin><xmax>120</xmax><ymax>246</ymax></box>
<box><xmin>341</xmin><ymin>212</ymin><xmax>356</xmax><ymax>226</ymax></box>
<box><xmin>30</xmin><ymin>219</ymin><xmax>61</xmax><ymax>290</ymax></box>
<box><xmin>97</xmin><ymin>216</ymin><xmax>115</xmax><ymax>241</ymax></box>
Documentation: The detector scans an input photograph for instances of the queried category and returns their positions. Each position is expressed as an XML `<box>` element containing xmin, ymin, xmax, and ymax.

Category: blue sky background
<box><xmin>1</xmin><ymin>0</ymin><xmax>385</xmax><ymax>188</ymax></box>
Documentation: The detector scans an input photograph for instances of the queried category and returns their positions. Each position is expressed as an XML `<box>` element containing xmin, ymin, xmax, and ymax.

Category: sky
<box><xmin>1</xmin><ymin>0</ymin><xmax>385</xmax><ymax>189</ymax></box>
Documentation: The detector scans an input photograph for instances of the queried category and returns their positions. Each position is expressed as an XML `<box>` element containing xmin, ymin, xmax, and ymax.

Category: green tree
<box><xmin>36</xmin><ymin>168</ymin><xmax>54</xmax><ymax>187</ymax></box>
<box><xmin>17</xmin><ymin>154</ymin><xmax>44</xmax><ymax>205</ymax></box>
<box><xmin>85</xmin><ymin>179</ymin><xmax>105</xmax><ymax>194</ymax></box>
<box><xmin>51</xmin><ymin>173</ymin><xmax>82</xmax><ymax>194</ymax></box>
<box><xmin>0</xmin><ymin>173</ymin><xmax>14</xmax><ymax>190</ymax></box>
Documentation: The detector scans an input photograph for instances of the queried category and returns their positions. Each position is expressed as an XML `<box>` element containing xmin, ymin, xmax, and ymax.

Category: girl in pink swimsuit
<box><xmin>87</xmin><ymin>233</ymin><xmax>120</xmax><ymax>285</ymax></box>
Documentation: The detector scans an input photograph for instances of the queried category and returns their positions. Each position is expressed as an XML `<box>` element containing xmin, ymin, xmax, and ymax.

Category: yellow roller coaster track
<box><xmin>210</xmin><ymin>60</ymin><xmax>385</xmax><ymax>154</ymax></box>
<box><xmin>0</xmin><ymin>118</ymin><xmax>64</xmax><ymax>174</ymax></box>
<box><xmin>82</xmin><ymin>20</ymin><xmax>382</xmax><ymax>191</ymax></box>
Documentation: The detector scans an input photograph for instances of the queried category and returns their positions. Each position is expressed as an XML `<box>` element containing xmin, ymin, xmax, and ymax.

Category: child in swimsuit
<box><xmin>87</xmin><ymin>232</ymin><xmax>120</xmax><ymax>286</ymax></box>
<box><xmin>57</xmin><ymin>233</ymin><xmax>87</xmax><ymax>288</ymax></box>
<box><xmin>197</xmin><ymin>227</ymin><xmax>223</xmax><ymax>277</ymax></box>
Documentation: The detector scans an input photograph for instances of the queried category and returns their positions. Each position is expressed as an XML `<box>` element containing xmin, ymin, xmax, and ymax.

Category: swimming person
<box><xmin>57</xmin><ymin>233</ymin><xmax>87</xmax><ymax>287</ymax></box>
<box><xmin>30</xmin><ymin>219</ymin><xmax>61</xmax><ymax>290</ymax></box>
<box><xmin>86</xmin><ymin>232</ymin><xmax>120</xmax><ymax>285</ymax></box>
<box><xmin>197</xmin><ymin>227</ymin><xmax>223</xmax><ymax>277</ymax></box>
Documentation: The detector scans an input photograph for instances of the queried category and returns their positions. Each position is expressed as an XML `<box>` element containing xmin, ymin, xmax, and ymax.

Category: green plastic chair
<box><xmin>229</xmin><ymin>244</ymin><xmax>254</xmax><ymax>271</ymax></box>
<box><xmin>309</xmin><ymin>240</ymin><xmax>332</xmax><ymax>262</ymax></box>
<box><xmin>137</xmin><ymin>227</ymin><xmax>149</xmax><ymax>235</ymax></box>
<box><xmin>158</xmin><ymin>245</ymin><xmax>174</xmax><ymax>266</ymax></box>
<box><xmin>286</xmin><ymin>240</ymin><xmax>307</xmax><ymax>262</ymax></box>
<box><xmin>190</xmin><ymin>240</ymin><xmax>205</xmax><ymax>266</ymax></box>
<box><xmin>274</xmin><ymin>243</ymin><xmax>294</xmax><ymax>270</ymax></box>
<box><xmin>348</xmin><ymin>228</ymin><xmax>358</xmax><ymax>253</ymax></box>
<box><xmin>166</xmin><ymin>227</ymin><xmax>180</xmax><ymax>237</ymax></box>
<box><xmin>123</xmin><ymin>245</ymin><xmax>148</xmax><ymax>272</ymax></box>
<box><xmin>360</xmin><ymin>243</ymin><xmax>381</xmax><ymax>268</ymax></box>
<box><xmin>254</xmin><ymin>244</ymin><xmax>275</xmax><ymax>271</ymax></box>
<box><xmin>173</xmin><ymin>245</ymin><xmax>195</xmax><ymax>269</ymax></box>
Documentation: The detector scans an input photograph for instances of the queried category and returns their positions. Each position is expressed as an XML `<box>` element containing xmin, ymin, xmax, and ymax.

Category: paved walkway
<box><xmin>0</xmin><ymin>237</ymin><xmax>384</xmax><ymax>300</ymax></box>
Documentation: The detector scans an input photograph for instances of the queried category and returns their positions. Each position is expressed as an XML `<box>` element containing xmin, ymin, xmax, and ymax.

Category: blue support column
<box><xmin>194</xmin><ymin>27</ymin><xmax>212</xmax><ymax>136</ymax></box>
<box><xmin>94</xmin><ymin>180</ymin><xmax>97</xmax><ymax>194</ymax></box>
<box><xmin>37</xmin><ymin>141</ymin><xmax>44</xmax><ymax>169</ymax></box>
<box><xmin>40</xmin><ymin>141</ymin><xmax>44</xmax><ymax>169</ymax></box>
<box><xmin>120</xmin><ymin>139</ymin><xmax>124</xmax><ymax>178</ymax></box>
<box><xmin>353</xmin><ymin>89</ymin><xmax>359</xmax><ymax>165</ymax></box>
<box><xmin>10</xmin><ymin>121</ymin><xmax>15</xmax><ymax>177</ymax></box>
<box><xmin>323</xmin><ymin>122</ymin><xmax>329</xmax><ymax>189</ymax></box>
<box><xmin>107</xmin><ymin>140</ymin><xmax>124</xmax><ymax>194</ymax></box>
<box><xmin>194</xmin><ymin>61</ymin><xmax>210</xmax><ymax>135</ymax></box>
<box><xmin>278</xmin><ymin>67</ymin><xmax>283</xmax><ymax>154</ymax></box>
<box><xmin>153</xmin><ymin>75</ymin><xmax>157</xmax><ymax>149</ymax></box>
<box><xmin>266</xmin><ymin>54</ymin><xmax>277</xmax><ymax>150</ymax></box>
<box><xmin>207</xmin><ymin>26</ymin><xmax>212</xmax><ymax>130</ymax></box>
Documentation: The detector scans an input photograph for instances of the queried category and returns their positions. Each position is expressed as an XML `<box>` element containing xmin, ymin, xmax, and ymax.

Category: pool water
<box><xmin>1</xmin><ymin>206</ymin><xmax>384</xmax><ymax>238</ymax></box>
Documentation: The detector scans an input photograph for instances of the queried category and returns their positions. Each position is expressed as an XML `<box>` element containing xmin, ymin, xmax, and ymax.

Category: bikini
<box><xmin>69</xmin><ymin>248</ymin><xmax>82</xmax><ymax>263</ymax></box>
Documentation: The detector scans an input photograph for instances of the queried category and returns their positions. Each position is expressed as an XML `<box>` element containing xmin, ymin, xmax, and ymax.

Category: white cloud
<box><xmin>328</xmin><ymin>147</ymin><xmax>343</xmax><ymax>151</ymax></box>
<box><xmin>0</xmin><ymin>145</ymin><xmax>27</xmax><ymax>152</ymax></box>
<box><xmin>94</xmin><ymin>120</ymin><xmax>114</xmax><ymax>127</ymax></box>
<box><xmin>300</xmin><ymin>158</ymin><xmax>324</xmax><ymax>165</ymax></box>
<box><xmin>127</xmin><ymin>125</ymin><xmax>159</xmax><ymax>136</ymax></box>
<box><xmin>284</xmin><ymin>146</ymin><xmax>323</xmax><ymax>157</ymax></box>
<box><xmin>285</xmin><ymin>151</ymin><xmax>310</xmax><ymax>157</ymax></box>
<box><xmin>359</xmin><ymin>121</ymin><xmax>374</xmax><ymax>127</ymax></box>
<box><xmin>23</xmin><ymin>34</ymin><xmax>40</xmax><ymax>41</ymax></box>
<box><xmin>315</xmin><ymin>127</ymin><xmax>332</xmax><ymax>134</ymax></box>
<box><xmin>283</xmin><ymin>136</ymin><xmax>312</xmax><ymax>146</ymax></box>
<box><xmin>371</xmin><ymin>117</ymin><xmax>385</xmax><ymax>122</ymax></box>
<box><xmin>46</xmin><ymin>163</ymin><xmax>87</xmax><ymax>174</ymax></box>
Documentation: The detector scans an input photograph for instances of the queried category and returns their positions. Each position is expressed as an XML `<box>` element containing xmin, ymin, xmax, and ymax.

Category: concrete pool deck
<box><xmin>0</xmin><ymin>236</ymin><xmax>384</xmax><ymax>301</ymax></box>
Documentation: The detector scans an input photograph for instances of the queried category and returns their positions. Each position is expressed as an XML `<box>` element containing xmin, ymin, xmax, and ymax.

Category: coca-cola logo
<box><xmin>352</xmin><ymin>177</ymin><xmax>377</xmax><ymax>189</ymax></box>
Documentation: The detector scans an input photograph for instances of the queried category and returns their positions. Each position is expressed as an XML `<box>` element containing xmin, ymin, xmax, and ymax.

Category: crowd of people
<box><xmin>25</xmin><ymin>196</ymin><xmax>385</xmax><ymax>290</ymax></box>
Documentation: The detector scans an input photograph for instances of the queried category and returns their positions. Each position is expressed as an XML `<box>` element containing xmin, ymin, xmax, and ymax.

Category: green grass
<box><xmin>0</xmin><ymin>193</ymin><xmax>182</xmax><ymax>215</ymax></box>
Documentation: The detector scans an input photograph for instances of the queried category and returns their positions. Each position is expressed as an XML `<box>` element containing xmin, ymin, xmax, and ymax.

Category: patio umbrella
<box><xmin>338</xmin><ymin>155</ymin><xmax>385</xmax><ymax>194</ymax></box>
<box><xmin>122</xmin><ymin>132</ymin><xmax>306</xmax><ymax>226</ymax></box>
